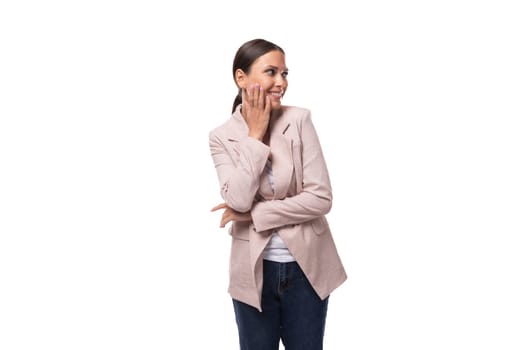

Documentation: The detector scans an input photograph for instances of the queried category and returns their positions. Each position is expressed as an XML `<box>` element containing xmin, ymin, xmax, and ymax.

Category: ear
<box><xmin>234</xmin><ymin>68</ymin><xmax>247</xmax><ymax>89</ymax></box>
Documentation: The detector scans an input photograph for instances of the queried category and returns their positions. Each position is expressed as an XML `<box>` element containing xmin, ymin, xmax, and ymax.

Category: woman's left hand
<box><xmin>211</xmin><ymin>203</ymin><xmax>252</xmax><ymax>228</ymax></box>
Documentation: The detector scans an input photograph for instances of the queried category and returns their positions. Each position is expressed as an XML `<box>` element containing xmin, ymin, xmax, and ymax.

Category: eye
<box><xmin>282</xmin><ymin>71</ymin><xmax>289</xmax><ymax>78</ymax></box>
<box><xmin>265</xmin><ymin>68</ymin><xmax>276</xmax><ymax>76</ymax></box>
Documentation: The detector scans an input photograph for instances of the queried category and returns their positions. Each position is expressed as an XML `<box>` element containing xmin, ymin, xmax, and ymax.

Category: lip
<box><xmin>268</xmin><ymin>90</ymin><xmax>284</xmax><ymax>99</ymax></box>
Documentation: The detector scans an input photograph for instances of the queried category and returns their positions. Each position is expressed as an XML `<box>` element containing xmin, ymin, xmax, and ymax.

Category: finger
<box><xmin>257</xmin><ymin>85</ymin><xmax>265</xmax><ymax>109</ymax></box>
<box><xmin>246</xmin><ymin>85</ymin><xmax>253</xmax><ymax>107</ymax></box>
<box><xmin>220</xmin><ymin>212</ymin><xmax>232</xmax><ymax>227</ymax></box>
<box><xmin>241</xmin><ymin>88</ymin><xmax>248</xmax><ymax>109</ymax></box>
<box><xmin>264</xmin><ymin>95</ymin><xmax>271</xmax><ymax>114</ymax></box>
<box><xmin>211</xmin><ymin>203</ymin><xmax>227</xmax><ymax>212</ymax></box>
<box><xmin>252</xmin><ymin>84</ymin><xmax>259</xmax><ymax>107</ymax></box>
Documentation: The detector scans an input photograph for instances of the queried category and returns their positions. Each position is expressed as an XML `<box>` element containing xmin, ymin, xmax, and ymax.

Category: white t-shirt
<box><xmin>261</xmin><ymin>159</ymin><xmax>296</xmax><ymax>263</ymax></box>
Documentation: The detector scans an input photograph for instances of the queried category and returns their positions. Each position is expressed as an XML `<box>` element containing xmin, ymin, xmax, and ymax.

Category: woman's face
<box><xmin>237</xmin><ymin>50</ymin><xmax>288</xmax><ymax>111</ymax></box>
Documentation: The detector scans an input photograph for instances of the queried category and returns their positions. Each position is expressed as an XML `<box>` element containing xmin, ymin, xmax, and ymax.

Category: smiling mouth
<box><xmin>269</xmin><ymin>91</ymin><xmax>284</xmax><ymax>99</ymax></box>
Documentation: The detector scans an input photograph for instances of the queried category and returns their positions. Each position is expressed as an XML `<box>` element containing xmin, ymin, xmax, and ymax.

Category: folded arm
<box><xmin>250</xmin><ymin>113</ymin><xmax>333</xmax><ymax>232</ymax></box>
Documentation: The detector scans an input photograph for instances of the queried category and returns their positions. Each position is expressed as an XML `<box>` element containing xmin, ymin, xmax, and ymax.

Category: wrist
<box><xmin>248</xmin><ymin>132</ymin><xmax>264</xmax><ymax>141</ymax></box>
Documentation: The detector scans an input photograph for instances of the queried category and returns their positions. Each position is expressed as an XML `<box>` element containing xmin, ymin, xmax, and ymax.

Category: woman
<box><xmin>209</xmin><ymin>38</ymin><xmax>346</xmax><ymax>350</ymax></box>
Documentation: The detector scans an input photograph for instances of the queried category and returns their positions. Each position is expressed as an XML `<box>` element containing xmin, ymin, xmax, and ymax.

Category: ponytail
<box><xmin>232</xmin><ymin>90</ymin><xmax>242</xmax><ymax>113</ymax></box>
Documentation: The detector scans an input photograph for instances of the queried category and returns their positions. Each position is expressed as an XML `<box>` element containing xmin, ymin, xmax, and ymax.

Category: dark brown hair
<box><xmin>231</xmin><ymin>39</ymin><xmax>285</xmax><ymax>113</ymax></box>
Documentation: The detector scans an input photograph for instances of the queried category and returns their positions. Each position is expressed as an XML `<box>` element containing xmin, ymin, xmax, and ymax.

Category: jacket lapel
<box><xmin>269</xmin><ymin>133</ymin><xmax>293</xmax><ymax>199</ymax></box>
<box><xmin>268</xmin><ymin>113</ymin><xmax>293</xmax><ymax>199</ymax></box>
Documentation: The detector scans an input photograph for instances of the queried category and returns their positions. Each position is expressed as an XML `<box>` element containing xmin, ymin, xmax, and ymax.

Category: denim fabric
<box><xmin>232</xmin><ymin>260</ymin><xmax>329</xmax><ymax>350</ymax></box>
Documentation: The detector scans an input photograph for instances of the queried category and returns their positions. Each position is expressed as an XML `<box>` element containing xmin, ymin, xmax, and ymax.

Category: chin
<box><xmin>270</xmin><ymin>101</ymin><xmax>283</xmax><ymax>110</ymax></box>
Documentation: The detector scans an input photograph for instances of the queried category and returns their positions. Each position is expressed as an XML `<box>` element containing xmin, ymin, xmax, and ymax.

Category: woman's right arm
<box><xmin>209</xmin><ymin>84</ymin><xmax>271</xmax><ymax>213</ymax></box>
<box><xmin>209</xmin><ymin>133</ymin><xmax>270</xmax><ymax>213</ymax></box>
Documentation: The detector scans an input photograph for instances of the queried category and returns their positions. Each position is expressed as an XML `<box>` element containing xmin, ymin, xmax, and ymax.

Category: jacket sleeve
<box><xmin>250</xmin><ymin>112</ymin><xmax>333</xmax><ymax>232</ymax></box>
<box><xmin>209</xmin><ymin>132</ymin><xmax>270</xmax><ymax>213</ymax></box>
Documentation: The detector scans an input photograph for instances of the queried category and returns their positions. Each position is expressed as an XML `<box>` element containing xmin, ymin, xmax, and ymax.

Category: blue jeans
<box><xmin>232</xmin><ymin>260</ymin><xmax>329</xmax><ymax>350</ymax></box>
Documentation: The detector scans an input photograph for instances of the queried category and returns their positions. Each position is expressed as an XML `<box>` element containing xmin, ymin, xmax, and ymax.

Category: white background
<box><xmin>1</xmin><ymin>1</ymin><xmax>524</xmax><ymax>349</ymax></box>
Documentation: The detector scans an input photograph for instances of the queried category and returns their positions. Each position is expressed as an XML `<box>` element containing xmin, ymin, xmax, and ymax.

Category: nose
<box><xmin>274</xmin><ymin>74</ymin><xmax>284</xmax><ymax>87</ymax></box>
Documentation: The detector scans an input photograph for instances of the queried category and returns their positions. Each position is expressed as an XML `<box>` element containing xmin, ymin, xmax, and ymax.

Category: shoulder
<box><xmin>278</xmin><ymin>105</ymin><xmax>313</xmax><ymax>129</ymax></box>
<box><xmin>279</xmin><ymin>105</ymin><xmax>311</xmax><ymax>121</ymax></box>
<box><xmin>208</xmin><ymin>115</ymin><xmax>240</xmax><ymax>141</ymax></box>
<box><xmin>209</xmin><ymin>118</ymin><xmax>230</xmax><ymax>138</ymax></box>
<box><xmin>278</xmin><ymin>105</ymin><xmax>316</xmax><ymax>133</ymax></box>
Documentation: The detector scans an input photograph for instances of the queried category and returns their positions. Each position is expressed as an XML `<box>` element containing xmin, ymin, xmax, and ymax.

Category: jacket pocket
<box><xmin>310</xmin><ymin>216</ymin><xmax>329</xmax><ymax>235</ymax></box>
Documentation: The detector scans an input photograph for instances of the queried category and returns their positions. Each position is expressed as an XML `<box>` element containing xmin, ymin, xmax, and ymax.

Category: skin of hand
<box><xmin>211</xmin><ymin>203</ymin><xmax>253</xmax><ymax>228</ymax></box>
<box><xmin>242</xmin><ymin>84</ymin><xmax>271</xmax><ymax>141</ymax></box>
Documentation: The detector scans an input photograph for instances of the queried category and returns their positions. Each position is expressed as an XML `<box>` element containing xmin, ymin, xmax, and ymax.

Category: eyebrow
<box><xmin>264</xmin><ymin>65</ymin><xmax>289</xmax><ymax>71</ymax></box>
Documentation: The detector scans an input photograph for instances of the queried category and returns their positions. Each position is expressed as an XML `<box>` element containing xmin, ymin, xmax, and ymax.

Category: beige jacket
<box><xmin>209</xmin><ymin>105</ymin><xmax>347</xmax><ymax>311</ymax></box>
